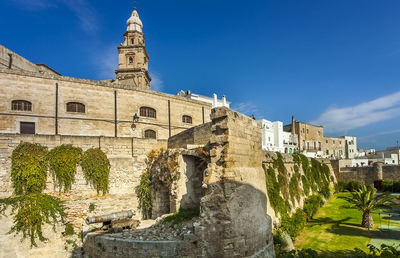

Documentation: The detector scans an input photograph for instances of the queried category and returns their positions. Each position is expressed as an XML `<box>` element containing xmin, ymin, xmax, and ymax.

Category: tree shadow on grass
<box><xmin>307</xmin><ymin>216</ymin><xmax>361</xmax><ymax>228</ymax></box>
<box><xmin>325</xmin><ymin>223</ymin><xmax>375</xmax><ymax>238</ymax></box>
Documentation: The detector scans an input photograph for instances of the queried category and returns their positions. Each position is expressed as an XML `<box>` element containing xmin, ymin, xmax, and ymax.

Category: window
<box><xmin>306</xmin><ymin>129</ymin><xmax>309</xmax><ymax>134</ymax></box>
<box><xmin>20</xmin><ymin>122</ymin><xmax>35</xmax><ymax>134</ymax></box>
<box><xmin>129</xmin><ymin>57</ymin><xmax>133</xmax><ymax>64</ymax></box>
<box><xmin>182</xmin><ymin>115</ymin><xmax>192</xmax><ymax>124</ymax></box>
<box><xmin>12</xmin><ymin>100</ymin><xmax>31</xmax><ymax>111</ymax></box>
<box><xmin>318</xmin><ymin>131</ymin><xmax>321</xmax><ymax>136</ymax></box>
<box><xmin>333</xmin><ymin>140</ymin><xmax>335</xmax><ymax>144</ymax></box>
<box><xmin>140</xmin><ymin>107</ymin><xmax>156</xmax><ymax>118</ymax></box>
<box><xmin>144</xmin><ymin>129</ymin><xmax>156</xmax><ymax>139</ymax></box>
<box><xmin>326</xmin><ymin>140</ymin><xmax>328</xmax><ymax>143</ymax></box>
<box><xmin>131</xmin><ymin>39</ymin><xmax>134</xmax><ymax>44</ymax></box>
<box><xmin>66</xmin><ymin>102</ymin><xmax>85</xmax><ymax>113</ymax></box>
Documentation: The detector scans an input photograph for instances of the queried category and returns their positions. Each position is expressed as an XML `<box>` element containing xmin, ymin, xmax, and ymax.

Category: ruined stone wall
<box><xmin>0</xmin><ymin>133</ymin><xmax>166</xmax><ymax>198</ymax></box>
<box><xmin>197</xmin><ymin>107</ymin><xmax>275</xmax><ymax>258</ymax></box>
<box><xmin>168</xmin><ymin>122</ymin><xmax>212</xmax><ymax>149</ymax></box>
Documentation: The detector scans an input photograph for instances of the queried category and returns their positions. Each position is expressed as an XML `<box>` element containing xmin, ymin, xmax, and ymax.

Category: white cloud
<box><xmin>150</xmin><ymin>72</ymin><xmax>164</xmax><ymax>91</ymax></box>
<box><xmin>11</xmin><ymin>0</ymin><xmax>98</xmax><ymax>33</ymax></box>
<box><xmin>312</xmin><ymin>91</ymin><xmax>400</xmax><ymax>134</ymax></box>
<box><xmin>231</xmin><ymin>102</ymin><xmax>261</xmax><ymax>119</ymax></box>
<box><xmin>61</xmin><ymin>0</ymin><xmax>98</xmax><ymax>33</ymax></box>
<box><xmin>94</xmin><ymin>45</ymin><xmax>118</xmax><ymax>80</ymax></box>
<box><xmin>358</xmin><ymin>129</ymin><xmax>400</xmax><ymax>140</ymax></box>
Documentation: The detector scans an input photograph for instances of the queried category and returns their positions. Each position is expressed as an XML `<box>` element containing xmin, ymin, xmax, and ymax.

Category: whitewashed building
<box><xmin>258</xmin><ymin>119</ymin><xmax>298</xmax><ymax>153</ymax></box>
<box><xmin>177</xmin><ymin>90</ymin><xmax>230</xmax><ymax>108</ymax></box>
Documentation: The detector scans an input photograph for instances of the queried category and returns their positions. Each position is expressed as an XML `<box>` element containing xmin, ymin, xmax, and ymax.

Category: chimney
<box><xmin>222</xmin><ymin>95</ymin><xmax>226</xmax><ymax>107</ymax></box>
<box><xmin>213</xmin><ymin>93</ymin><xmax>217</xmax><ymax>108</ymax></box>
<box><xmin>291</xmin><ymin>115</ymin><xmax>295</xmax><ymax>134</ymax></box>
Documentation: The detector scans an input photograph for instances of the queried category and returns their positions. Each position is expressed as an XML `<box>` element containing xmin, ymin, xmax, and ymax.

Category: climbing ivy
<box><xmin>264</xmin><ymin>165</ymin><xmax>288</xmax><ymax>216</ymax></box>
<box><xmin>289</xmin><ymin>170</ymin><xmax>301</xmax><ymax>205</ymax></box>
<box><xmin>81</xmin><ymin>148</ymin><xmax>110</xmax><ymax>195</ymax></box>
<box><xmin>136</xmin><ymin>148</ymin><xmax>180</xmax><ymax>219</ymax></box>
<box><xmin>48</xmin><ymin>145</ymin><xmax>82</xmax><ymax>193</ymax></box>
<box><xmin>0</xmin><ymin>193</ymin><xmax>65</xmax><ymax>247</ymax></box>
<box><xmin>274</xmin><ymin>153</ymin><xmax>290</xmax><ymax>202</ymax></box>
<box><xmin>136</xmin><ymin>169</ymin><xmax>152</xmax><ymax>219</ymax></box>
<box><xmin>11</xmin><ymin>142</ymin><xmax>48</xmax><ymax>195</ymax></box>
<box><xmin>265</xmin><ymin>153</ymin><xmax>334</xmax><ymax>216</ymax></box>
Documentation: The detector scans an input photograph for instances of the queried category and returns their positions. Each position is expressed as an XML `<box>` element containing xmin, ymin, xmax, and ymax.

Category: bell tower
<box><xmin>115</xmin><ymin>6</ymin><xmax>151</xmax><ymax>89</ymax></box>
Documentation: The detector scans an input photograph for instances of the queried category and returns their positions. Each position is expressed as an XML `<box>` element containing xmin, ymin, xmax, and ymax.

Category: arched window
<box><xmin>182</xmin><ymin>115</ymin><xmax>192</xmax><ymax>124</ymax></box>
<box><xmin>144</xmin><ymin>129</ymin><xmax>156</xmax><ymax>139</ymax></box>
<box><xmin>129</xmin><ymin>57</ymin><xmax>133</xmax><ymax>64</ymax></box>
<box><xmin>140</xmin><ymin>106</ymin><xmax>156</xmax><ymax>118</ymax></box>
<box><xmin>66</xmin><ymin>102</ymin><xmax>85</xmax><ymax>113</ymax></box>
<box><xmin>12</xmin><ymin>100</ymin><xmax>32</xmax><ymax>111</ymax></box>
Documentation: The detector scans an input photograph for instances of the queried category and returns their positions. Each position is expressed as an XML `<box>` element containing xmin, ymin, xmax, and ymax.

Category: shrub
<box><xmin>382</xmin><ymin>180</ymin><xmax>400</xmax><ymax>193</ymax></box>
<box><xmin>89</xmin><ymin>203</ymin><xmax>96</xmax><ymax>212</ymax></box>
<box><xmin>347</xmin><ymin>181</ymin><xmax>362</xmax><ymax>192</ymax></box>
<box><xmin>0</xmin><ymin>193</ymin><xmax>66</xmax><ymax>247</ymax></box>
<box><xmin>303</xmin><ymin>194</ymin><xmax>323</xmax><ymax>220</ymax></box>
<box><xmin>280</xmin><ymin>209</ymin><xmax>307</xmax><ymax>239</ymax></box>
<box><xmin>48</xmin><ymin>145</ymin><xmax>82</xmax><ymax>193</ymax></box>
<box><xmin>65</xmin><ymin>223</ymin><xmax>74</xmax><ymax>236</ymax></box>
<box><xmin>335</xmin><ymin>181</ymin><xmax>347</xmax><ymax>193</ymax></box>
<box><xmin>319</xmin><ymin>185</ymin><xmax>331</xmax><ymax>199</ymax></box>
<box><xmin>81</xmin><ymin>148</ymin><xmax>110</xmax><ymax>195</ymax></box>
<box><xmin>11</xmin><ymin>142</ymin><xmax>48</xmax><ymax>194</ymax></box>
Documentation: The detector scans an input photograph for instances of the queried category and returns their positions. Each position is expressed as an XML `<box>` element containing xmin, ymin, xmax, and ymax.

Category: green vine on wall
<box><xmin>265</xmin><ymin>153</ymin><xmax>334</xmax><ymax>216</ymax></box>
<box><xmin>2</xmin><ymin>142</ymin><xmax>66</xmax><ymax>247</ymax></box>
<box><xmin>136</xmin><ymin>148</ymin><xmax>181</xmax><ymax>219</ymax></box>
<box><xmin>0</xmin><ymin>193</ymin><xmax>66</xmax><ymax>247</ymax></box>
<box><xmin>11</xmin><ymin>142</ymin><xmax>48</xmax><ymax>195</ymax></box>
<box><xmin>48</xmin><ymin>144</ymin><xmax>82</xmax><ymax>193</ymax></box>
<box><xmin>81</xmin><ymin>148</ymin><xmax>111</xmax><ymax>195</ymax></box>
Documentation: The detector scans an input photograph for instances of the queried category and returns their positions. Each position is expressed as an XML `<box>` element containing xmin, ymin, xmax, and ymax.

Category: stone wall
<box><xmin>262</xmin><ymin>151</ymin><xmax>336</xmax><ymax>224</ymax></box>
<box><xmin>0</xmin><ymin>68</ymin><xmax>212</xmax><ymax>140</ymax></box>
<box><xmin>337</xmin><ymin>163</ymin><xmax>400</xmax><ymax>185</ymax></box>
<box><xmin>168</xmin><ymin>122</ymin><xmax>212</xmax><ymax>149</ymax></box>
<box><xmin>0</xmin><ymin>133</ymin><xmax>166</xmax><ymax>198</ymax></box>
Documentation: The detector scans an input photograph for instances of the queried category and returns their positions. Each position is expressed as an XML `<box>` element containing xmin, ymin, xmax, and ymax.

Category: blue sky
<box><xmin>1</xmin><ymin>0</ymin><xmax>400</xmax><ymax>150</ymax></box>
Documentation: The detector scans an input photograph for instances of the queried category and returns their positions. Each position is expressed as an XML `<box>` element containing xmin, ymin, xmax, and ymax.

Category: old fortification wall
<box><xmin>83</xmin><ymin>107</ymin><xmax>275</xmax><ymax>257</ymax></box>
<box><xmin>262</xmin><ymin>152</ymin><xmax>336</xmax><ymax>224</ymax></box>
<box><xmin>337</xmin><ymin>162</ymin><xmax>400</xmax><ymax>185</ymax></box>
<box><xmin>0</xmin><ymin>133</ymin><xmax>166</xmax><ymax>198</ymax></box>
<box><xmin>0</xmin><ymin>133</ymin><xmax>166</xmax><ymax>257</ymax></box>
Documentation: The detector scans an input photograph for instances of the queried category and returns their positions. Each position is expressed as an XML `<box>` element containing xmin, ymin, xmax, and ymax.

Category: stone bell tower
<box><xmin>115</xmin><ymin>6</ymin><xmax>151</xmax><ymax>89</ymax></box>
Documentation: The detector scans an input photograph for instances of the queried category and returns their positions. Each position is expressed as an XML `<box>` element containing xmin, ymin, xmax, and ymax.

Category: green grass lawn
<box><xmin>294</xmin><ymin>193</ymin><xmax>400</xmax><ymax>255</ymax></box>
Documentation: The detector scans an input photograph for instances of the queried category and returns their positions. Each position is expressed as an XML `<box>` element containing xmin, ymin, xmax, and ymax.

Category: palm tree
<box><xmin>340</xmin><ymin>185</ymin><xmax>395</xmax><ymax>228</ymax></box>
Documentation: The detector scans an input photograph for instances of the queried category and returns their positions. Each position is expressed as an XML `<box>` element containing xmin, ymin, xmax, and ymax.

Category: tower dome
<box><xmin>126</xmin><ymin>7</ymin><xmax>143</xmax><ymax>32</ymax></box>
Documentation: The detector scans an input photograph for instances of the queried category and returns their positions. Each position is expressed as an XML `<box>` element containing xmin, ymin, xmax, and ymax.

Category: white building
<box><xmin>258</xmin><ymin>119</ymin><xmax>298</xmax><ymax>153</ymax></box>
<box><xmin>177</xmin><ymin>90</ymin><xmax>230</xmax><ymax>108</ymax></box>
<box><xmin>341</xmin><ymin>136</ymin><xmax>358</xmax><ymax>159</ymax></box>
